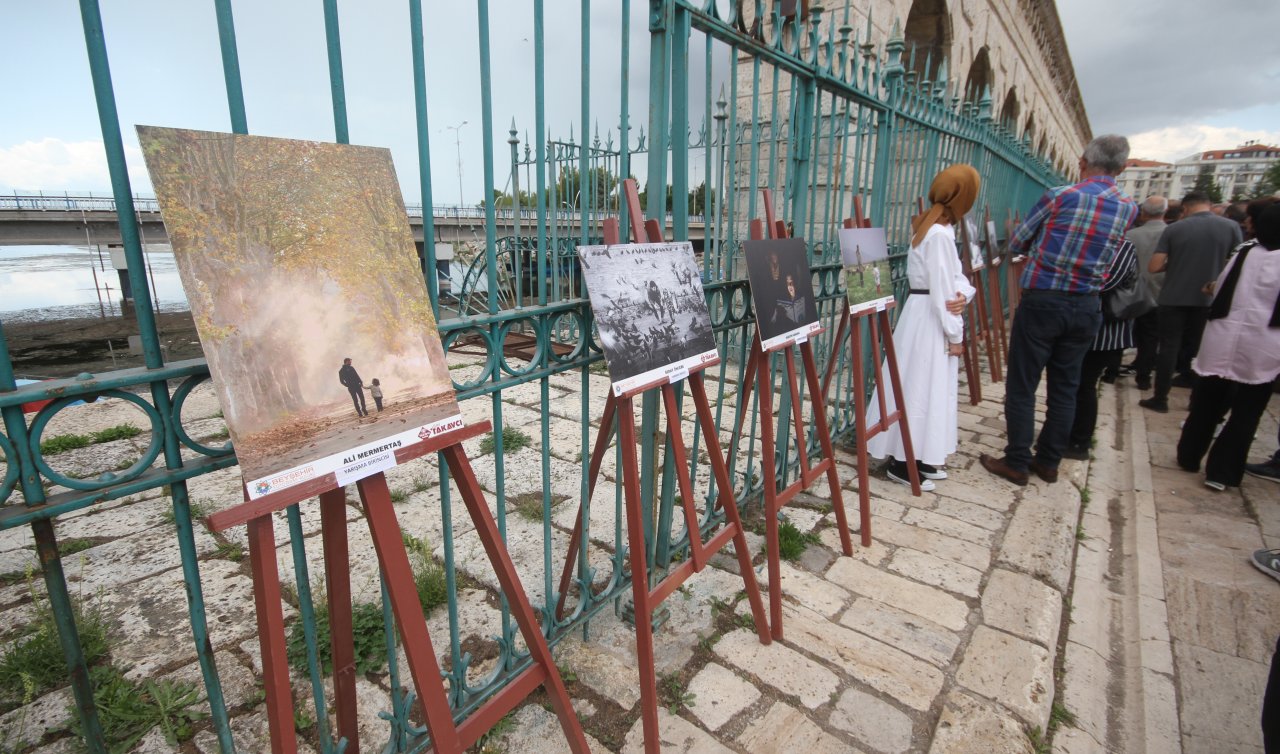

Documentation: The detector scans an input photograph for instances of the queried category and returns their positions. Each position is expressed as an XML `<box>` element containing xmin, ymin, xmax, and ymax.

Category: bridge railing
<box><xmin>0</xmin><ymin>2</ymin><xmax>1063</xmax><ymax>752</ymax></box>
<box><xmin>0</xmin><ymin>193</ymin><xmax>705</xmax><ymax>225</ymax></box>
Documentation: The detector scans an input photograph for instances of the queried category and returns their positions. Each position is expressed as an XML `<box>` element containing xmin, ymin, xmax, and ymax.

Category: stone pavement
<box><xmin>1</xmin><ymin>350</ymin><xmax>1277</xmax><ymax>753</ymax></box>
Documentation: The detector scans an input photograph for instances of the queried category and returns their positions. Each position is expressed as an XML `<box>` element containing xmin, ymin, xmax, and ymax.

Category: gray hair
<box><xmin>1140</xmin><ymin>195</ymin><xmax>1168</xmax><ymax>216</ymax></box>
<box><xmin>1082</xmin><ymin>135</ymin><xmax>1130</xmax><ymax>174</ymax></box>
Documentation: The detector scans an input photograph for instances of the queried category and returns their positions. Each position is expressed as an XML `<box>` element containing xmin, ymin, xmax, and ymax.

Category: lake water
<box><xmin>0</xmin><ymin>245</ymin><xmax>189</xmax><ymax>323</ymax></box>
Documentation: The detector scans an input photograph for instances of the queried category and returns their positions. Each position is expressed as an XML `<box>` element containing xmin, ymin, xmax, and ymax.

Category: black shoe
<box><xmin>1100</xmin><ymin>374</ymin><xmax>1117</xmax><ymax>385</ymax></box>
<box><xmin>916</xmin><ymin>460</ymin><xmax>947</xmax><ymax>480</ymax></box>
<box><xmin>1245</xmin><ymin>461</ymin><xmax>1280</xmax><ymax>483</ymax></box>
<box><xmin>1139</xmin><ymin>397</ymin><xmax>1168</xmax><ymax>413</ymax></box>
<box><xmin>1061</xmin><ymin>444</ymin><xmax>1090</xmax><ymax>461</ymax></box>
<box><xmin>885</xmin><ymin>459</ymin><xmax>936</xmax><ymax>491</ymax></box>
<box><xmin>1118</xmin><ymin>366</ymin><xmax>1136</xmax><ymax>376</ymax></box>
<box><xmin>1135</xmin><ymin>376</ymin><xmax>1151</xmax><ymax>390</ymax></box>
<box><xmin>1171</xmin><ymin>374</ymin><xmax>1196</xmax><ymax>389</ymax></box>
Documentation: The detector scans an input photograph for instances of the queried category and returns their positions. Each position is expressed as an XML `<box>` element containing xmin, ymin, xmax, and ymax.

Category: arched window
<box><xmin>1000</xmin><ymin>88</ymin><xmax>1020</xmax><ymax>133</ymax></box>
<box><xmin>903</xmin><ymin>0</ymin><xmax>951</xmax><ymax>82</ymax></box>
<box><xmin>964</xmin><ymin>47</ymin><xmax>992</xmax><ymax>103</ymax></box>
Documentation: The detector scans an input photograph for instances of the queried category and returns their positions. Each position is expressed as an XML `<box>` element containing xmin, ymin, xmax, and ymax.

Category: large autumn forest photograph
<box><xmin>139</xmin><ymin>126</ymin><xmax>459</xmax><ymax>484</ymax></box>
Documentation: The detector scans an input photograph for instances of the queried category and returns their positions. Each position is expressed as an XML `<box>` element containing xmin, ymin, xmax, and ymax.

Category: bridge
<box><xmin>0</xmin><ymin>194</ymin><xmax>707</xmax><ymax>247</ymax></box>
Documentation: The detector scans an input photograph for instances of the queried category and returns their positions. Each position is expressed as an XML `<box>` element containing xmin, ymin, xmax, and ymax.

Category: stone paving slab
<box><xmin>1</xmin><ymin>346</ymin><xmax>1175</xmax><ymax>753</ymax></box>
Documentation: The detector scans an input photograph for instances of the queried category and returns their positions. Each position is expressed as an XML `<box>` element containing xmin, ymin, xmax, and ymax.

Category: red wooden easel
<box><xmin>958</xmin><ymin>212</ymin><xmax>1003</xmax><ymax>383</ymax></box>
<box><xmin>729</xmin><ymin>189</ymin><xmax>854</xmax><ymax>642</ymax></box>
<box><xmin>819</xmin><ymin>196</ymin><xmax>923</xmax><ymax>550</ymax></box>
<box><xmin>207</xmin><ymin>422</ymin><xmax>589</xmax><ymax>754</ymax></box>
<box><xmin>554</xmin><ymin>178</ymin><xmax>770</xmax><ymax>754</ymax></box>
<box><xmin>980</xmin><ymin>206</ymin><xmax>1010</xmax><ymax>362</ymax></box>
<box><xmin>1006</xmin><ymin>209</ymin><xmax>1026</xmax><ymax>315</ymax></box>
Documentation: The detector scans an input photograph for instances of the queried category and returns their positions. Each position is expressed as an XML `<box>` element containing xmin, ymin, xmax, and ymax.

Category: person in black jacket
<box><xmin>339</xmin><ymin>358</ymin><xmax>368</xmax><ymax>417</ymax></box>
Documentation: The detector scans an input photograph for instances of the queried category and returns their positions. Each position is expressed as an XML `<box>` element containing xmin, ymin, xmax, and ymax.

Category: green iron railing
<box><xmin>0</xmin><ymin>1</ymin><xmax>1065</xmax><ymax>752</ymax></box>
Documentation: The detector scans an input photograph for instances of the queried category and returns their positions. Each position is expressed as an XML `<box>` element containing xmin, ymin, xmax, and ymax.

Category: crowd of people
<box><xmin>862</xmin><ymin>135</ymin><xmax>1278</xmax><ymax>750</ymax></box>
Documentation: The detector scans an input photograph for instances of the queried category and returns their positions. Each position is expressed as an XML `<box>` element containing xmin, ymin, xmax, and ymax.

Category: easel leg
<box><xmin>442</xmin><ymin>448</ymin><xmax>591</xmax><ymax>754</ymax></box>
<box><xmin>247</xmin><ymin>515</ymin><xmax>298</xmax><ymax>754</ymax></box>
<box><xmin>755</xmin><ymin>353</ymin><xmax>785</xmax><ymax>641</ymax></box>
<box><xmin>881</xmin><ymin>309</ymin><xmax>922</xmax><ymax>497</ymax></box>
<box><xmin>357</xmin><ymin>474</ymin><xmax>463</xmax><ymax>752</ymax></box>
<box><xmin>689</xmin><ymin>374</ymin><xmax>771</xmax><ymax>645</ymax></box>
<box><xmin>849</xmin><ymin>322</ymin><xmax>874</xmax><ymax>548</ymax></box>
<box><xmin>556</xmin><ymin>393</ymin><xmax>619</xmax><ymax>620</ymax></box>
<box><xmin>801</xmin><ymin>342</ymin><xmax>853</xmax><ymax>556</ymax></box>
<box><xmin>617</xmin><ymin>396</ymin><xmax>662</xmax><ymax>753</ymax></box>
<box><xmin>320</xmin><ymin>488</ymin><xmax>359</xmax><ymax>751</ymax></box>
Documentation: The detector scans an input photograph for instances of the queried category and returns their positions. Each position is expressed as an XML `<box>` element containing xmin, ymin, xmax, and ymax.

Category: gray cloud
<box><xmin>1058</xmin><ymin>0</ymin><xmax>1280</xmax><ymax>136</ymax></box>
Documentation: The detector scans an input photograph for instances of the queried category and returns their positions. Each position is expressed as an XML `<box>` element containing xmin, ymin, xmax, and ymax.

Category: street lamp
<box><xmin>443</xmin><ymin>121</ymin><xmax>467</xmax><ymax>208</ymax></box>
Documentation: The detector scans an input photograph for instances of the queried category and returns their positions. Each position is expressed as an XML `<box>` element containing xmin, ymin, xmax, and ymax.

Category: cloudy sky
<box><xmin>1057</xmin><ymin>0</ymin><xmax>1280</xmax><ymax>162</ymax></box>
<box><xmin>2</xmin><ymin>0</ymin><xmax>1279</xmax><ymax>202</ymax></box>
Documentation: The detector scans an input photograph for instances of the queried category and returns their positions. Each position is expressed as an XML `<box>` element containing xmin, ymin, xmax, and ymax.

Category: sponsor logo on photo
<box><xmin>255</xmin><ymin>481</ymin><xmax>271</xmax><ymax>495</ymax></box>
<box><xmin>419</xmin><ymin>416</ymin><xmax>464</xmax><ymax>440</ymax></box>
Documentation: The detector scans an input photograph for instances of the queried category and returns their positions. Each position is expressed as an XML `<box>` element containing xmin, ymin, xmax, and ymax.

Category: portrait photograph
<box><xmin>837</xmin><ymin>227</ymin><xmax>894</xmax><ymax>313</ymax></box>
<box><xmin>744</xmin><ymin>237</ymin><xmax>821</xmax><ymax>348</ymax></box>
<box><xmin>140</xmin><ymin>126</ymin><xmax>462</xmax><ymax>499</ymax></box>
<box><xmin>578</xmin><ymin>241</ymin><xmax>718</xmax><ymax>395</ymax></box>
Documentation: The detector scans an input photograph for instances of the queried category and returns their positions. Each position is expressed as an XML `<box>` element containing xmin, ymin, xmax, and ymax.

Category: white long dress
<box><xmin>865</xmin><ymin>223</ymin><xmax>975</xmax><ymax>466</ymax></box>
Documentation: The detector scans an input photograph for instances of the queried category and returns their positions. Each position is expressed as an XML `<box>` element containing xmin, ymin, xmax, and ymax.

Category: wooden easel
<box><xmin>554</xmin><ymin>178</ymin><xmax>770</xmax><ymax>754</ymax></box>
<box><xmin>958</xmin><ymin>213</ymin><xmax>1003</xmax><ymax>383</ymax></box>
<box><xmin>981</xmin><ymin>206</ymin><xmax>1009</xmax><ymax>362</ymax></box>
<box><xmin>1006</xmin><ymin>209</ymin><xmax>1025</xmax><ymax>314</ymax></box>
<box><xmin>819</xmin><ymin>197</ymin><xmax>923</xmax><ymax>550</ymax></box>
<box><xmin>728</xmin><ymin>189</ymin><xmax>854</xmax><ymax>642</ymax></box>
<box><xmin>207</xmin><ymin>422</ymin><xmax>589</xmax><ymax>754</ymax></box>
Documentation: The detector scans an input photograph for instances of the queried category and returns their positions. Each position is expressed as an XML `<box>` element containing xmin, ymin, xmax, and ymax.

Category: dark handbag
<box><xmin>1103</xmin><ymin>266</ymin><xmax>1155</xmax><ymax>321</ymax></box>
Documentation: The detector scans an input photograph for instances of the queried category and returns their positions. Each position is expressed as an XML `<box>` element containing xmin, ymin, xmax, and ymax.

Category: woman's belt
<box><xmin>908</xmin><ymin>288</ymin><xmax>929</xmax><ymax>295</ymax></box>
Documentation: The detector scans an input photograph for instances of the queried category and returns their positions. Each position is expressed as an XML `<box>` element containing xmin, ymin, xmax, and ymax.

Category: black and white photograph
<box><xmin>837</xmin><ymin>227</ymin><xmax>895</xmax><ymax>314</ymax></box>
<box><xmin>578</xmin><ymin>242</ymin><xmax>718</xmax><ymax>395</ymax></box>
<box><xmin>985</xmin><ymin>219</ymin><xmax>1004</xmax><ymax>266</ymax></box>
<box><xmin>962</xmin><ymin>214</ymin><xmax>986</xmax><ymax>272</ymax></box>
<box><xmin>743</xmin><ymin>238</ymin><xmax>823</xmax><ymax>349</ymax></box>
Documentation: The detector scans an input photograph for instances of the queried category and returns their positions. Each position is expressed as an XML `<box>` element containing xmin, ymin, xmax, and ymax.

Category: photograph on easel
<box><xmin>837</xmin><ymin>227</ymin><xmax>894</xmax><ymax>314</ymax></box>
<box><xmin>139</xmin><ymin>126</ymin><xmax>462</xmax><ymax>500</ymax></box>
<box><xmin>963</xmin><ymin>214</ymin><xmax>986</xmax><ymax>271</ymax></box>
<box><xmin>744</xmin><ymin>237</ymin><xmax>822</xmax><ymax>349</ymax></box>
<box><xmin>578</xmin><ymin>241</ymin><xmax>718</xmax><ymax>395</ymax></box>
<box><xmin>985</xmin><ymin>219</ymin><xmax>1003</xmax><ymax>265</ymax></box>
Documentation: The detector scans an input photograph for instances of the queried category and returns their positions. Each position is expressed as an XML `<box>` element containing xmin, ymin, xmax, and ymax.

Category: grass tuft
<box><xmin>480</xmin><ymin>426</ymin><xmax>532</xmax><ymax>455</ymax></box>
<box><xmin>776</xmin><ymin>520</ymin><xmax>819</xmax><ymax>562</ymax></box>
<box><xmin>79</xmin><ymin>666</ymin><xmax>206</xmax><ymax>750</ymax></box>
<box><xmin>0</xmin><ymin>590</ymin><xmax>110</xmax><ymax>710</ymax></box>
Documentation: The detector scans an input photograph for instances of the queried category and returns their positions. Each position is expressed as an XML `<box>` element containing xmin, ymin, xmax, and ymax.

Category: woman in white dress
<box><xmin>866</xmin><ymin>164</ymin><xmax>981</xmax><ymax>490</ymax></box>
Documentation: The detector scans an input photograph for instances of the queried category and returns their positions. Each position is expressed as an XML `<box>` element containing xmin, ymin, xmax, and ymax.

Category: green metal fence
<box><xmin>0</xmin><ymin>1</ymin><xmax>1063</xmax><ymax>751</ymax></box>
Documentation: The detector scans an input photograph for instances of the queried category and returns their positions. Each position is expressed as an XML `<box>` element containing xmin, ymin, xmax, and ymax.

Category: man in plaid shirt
<box><xmin>981</xmin><ymin>135</ymin><xmax>1139</xmax><ymax>486</ymax></box>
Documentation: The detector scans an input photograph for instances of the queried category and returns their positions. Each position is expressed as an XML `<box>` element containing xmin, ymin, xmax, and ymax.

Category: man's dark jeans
<box><xmin>1004</xmin><ymin>290</ymin><xmax>1102</xmax><ymax>471</ymax></box>
<box><xmin>1154</xmin><ymin>305</ymin><xmax>1208</xmax><ymax>400</ymax></box>
<box><xmin>1131</xmin><ymin>309</ymin><xmax>1159</xmax><ymax>380</ymax></box>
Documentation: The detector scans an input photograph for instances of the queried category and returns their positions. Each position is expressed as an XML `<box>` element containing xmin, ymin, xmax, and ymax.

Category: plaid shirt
<box><xmin>1011</xmin><ymin>175</ymin><xmax>1138</xmax><ymax>294</ymax></box>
